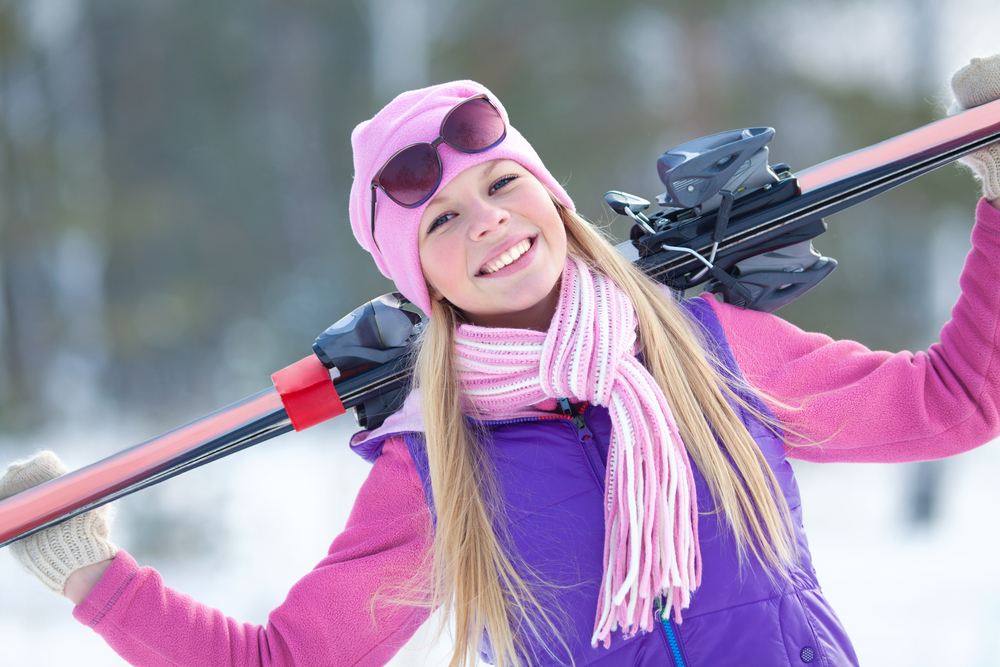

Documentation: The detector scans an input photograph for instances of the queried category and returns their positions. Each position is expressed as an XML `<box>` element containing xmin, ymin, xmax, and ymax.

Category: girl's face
<box><xmin>418</xmin><ymin>159</ymin><xmax>567</xmax><ymax>330</ymax></box>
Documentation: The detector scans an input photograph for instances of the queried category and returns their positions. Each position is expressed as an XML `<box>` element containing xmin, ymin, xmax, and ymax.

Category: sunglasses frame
<box><xmin>369</xmin><ymin>94</ymin><xmax>507</xmax><ymax>249</ymax></box>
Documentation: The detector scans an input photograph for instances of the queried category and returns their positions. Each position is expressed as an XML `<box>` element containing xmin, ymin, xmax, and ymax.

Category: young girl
<box><xmin>3</xmin><ymin>55</ymin><xmax>1000</xmax><ymax>667</ymax></box>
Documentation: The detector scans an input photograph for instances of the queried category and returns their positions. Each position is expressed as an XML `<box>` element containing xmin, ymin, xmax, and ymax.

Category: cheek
<box><xmin>555</xmin><ymin>223</ymin><xmax>568</xmax><ymax>256</ymax></box>
<box><xmin>418</xmin><ymin>246</ymin><xmax>441</xmax><ymax>296</ymax></box>
<box><xmin>419</xmin><ymin>237</ymin><xmax>459</xmax><ymax>298</ymax></box>
<box><xmin>546</xmin><ymin>217</ymin><xmax>568</xmax><ymax>263</ymax></box>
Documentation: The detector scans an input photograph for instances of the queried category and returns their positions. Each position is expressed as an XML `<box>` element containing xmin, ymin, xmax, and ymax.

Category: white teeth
<box><xmin>482</xmin><ymin>239</ymin><xmax>532</xmax><ymax>274</ymax></box>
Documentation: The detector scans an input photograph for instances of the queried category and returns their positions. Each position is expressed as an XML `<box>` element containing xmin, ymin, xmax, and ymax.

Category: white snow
<box><xmin>3</xmin><ymin>413</ymin><xmax>1000</xmax><ymax>665</ymax></box>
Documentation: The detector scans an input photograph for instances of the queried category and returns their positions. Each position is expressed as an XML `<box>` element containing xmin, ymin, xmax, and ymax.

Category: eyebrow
<box><xmin>482</xmin><ymin>160</ymin><xmax>505</xmax><ymax>179</ymax></box>
<box><xmin>425</xmin><ymin>161</ymin><xmax>506</xmax><ymax>210</ymax></box>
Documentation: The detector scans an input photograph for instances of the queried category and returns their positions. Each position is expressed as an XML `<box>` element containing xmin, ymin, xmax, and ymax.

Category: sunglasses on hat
<box><xmin>369</xmin><ymin>94</ymin><xmax>507</xmax><ymax>247</ymax></box>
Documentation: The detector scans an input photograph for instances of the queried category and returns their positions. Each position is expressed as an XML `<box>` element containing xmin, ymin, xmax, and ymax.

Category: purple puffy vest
<box><xmin>359</xmin><ymin>298</ymin><xmax>860</xmax><ymax>666</ymax></box>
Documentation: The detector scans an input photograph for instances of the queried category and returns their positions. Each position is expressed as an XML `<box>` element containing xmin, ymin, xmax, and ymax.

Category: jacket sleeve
<box><xmin>72</xmin><ymin>434</ymin><xmax>434</xmax><ymax>666</ymax></box>
<box><xmin>704</xmin><ymin>198</ymin><xmax>1000</xmax><ymax>463</ymax></box>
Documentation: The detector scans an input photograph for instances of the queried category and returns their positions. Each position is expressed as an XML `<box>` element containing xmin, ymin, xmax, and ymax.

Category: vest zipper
<box><xmin>661</xmin><ymin>617</ymin><xmax>687</xmax><ymax>667</ymax></box>
<box><xmin>652</xmin><ymin>597</ymin><xmax>688</xmax><ymax>667</ymax></box>
<box><xmin>557</xmin><ymin>399</ymin><xmax>606</xmax><ymax>487</ymax></box>
<box><xmin>556</xmin><ymin>398</ymin><xmax>588</xmax><ymax>430</ymax></box>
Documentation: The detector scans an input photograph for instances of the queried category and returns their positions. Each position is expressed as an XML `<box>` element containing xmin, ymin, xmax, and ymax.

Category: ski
<box><xmin>2</xmin><ymin>99</ymin><xmax>999</xmax><ymax>549</ymax></box>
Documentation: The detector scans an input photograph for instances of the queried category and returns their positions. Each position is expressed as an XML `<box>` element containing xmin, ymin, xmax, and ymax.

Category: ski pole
<box><xmin>2</xmin><ymin>99</ymin><xmax>998</xmax><ymax>549</ymax></box>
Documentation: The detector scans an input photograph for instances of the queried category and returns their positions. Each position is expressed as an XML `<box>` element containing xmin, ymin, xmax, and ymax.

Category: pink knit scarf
<box><xmin>453</xmin><ymin>256</ymin><xmax>701</xmax><ymax>648</ymax></box>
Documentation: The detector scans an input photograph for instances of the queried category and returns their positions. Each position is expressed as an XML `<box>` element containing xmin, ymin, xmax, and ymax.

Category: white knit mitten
<box><xmin>951</xmin><ymin>54</ymin><xmax>1000</xmax><ymax>202</ymax></box>
<box><xmin>0</xmin><ymin>451</ymin><xmax>117</xmax><ymax>595</ymax></box>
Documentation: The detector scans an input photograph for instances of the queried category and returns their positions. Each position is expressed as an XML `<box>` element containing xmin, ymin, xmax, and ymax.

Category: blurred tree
<box><xmin>0</xmin><ymin>0</ymin><xmax>985</xmax><ymax>433</ymax></box>
<box><xmin>0</xmin><ymin>1</ymin><xmax>61</xmax><ymax>429</ymax></box>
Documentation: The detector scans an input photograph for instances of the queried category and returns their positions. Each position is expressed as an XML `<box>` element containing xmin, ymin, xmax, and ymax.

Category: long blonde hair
<box><xmin>414</xmin><ymin>201</ymin><xmax>796</xmax><ymax>667</ymax></box>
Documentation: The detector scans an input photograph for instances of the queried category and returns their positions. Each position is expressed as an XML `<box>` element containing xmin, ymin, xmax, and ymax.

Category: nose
<box><xmin>466</xmin><ymin>196</ymin><xmax>509</xmax><ymax>239</ymax></box>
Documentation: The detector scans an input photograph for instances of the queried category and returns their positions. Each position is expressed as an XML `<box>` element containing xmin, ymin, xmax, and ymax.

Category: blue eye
<box><xmin>490</xmin><ymin>174</ymin><xmax>518</xmax><ymax>194</ymax></box>
<box><xmin>427</xmin><ymin>212</ymin><xmax>455</xmax><ymax>233</ymax></box>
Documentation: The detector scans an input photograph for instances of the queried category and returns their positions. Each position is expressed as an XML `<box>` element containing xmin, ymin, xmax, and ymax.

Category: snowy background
<box><xmin>4</xmin><ymin>416</ymin><xmax>1000</xmax><ymax>666</ymax></box>
<box><xmin>1</xmin><ymin>0</ymin><xmax>1000</xmax><ymax>665</ymax></box>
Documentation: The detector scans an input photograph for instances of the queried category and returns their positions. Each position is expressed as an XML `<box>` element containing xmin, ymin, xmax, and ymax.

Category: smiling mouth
<box><xmin>479</xmin><ymin>237</ymin><xmax>535</xmax><ymax>275</ymax></box>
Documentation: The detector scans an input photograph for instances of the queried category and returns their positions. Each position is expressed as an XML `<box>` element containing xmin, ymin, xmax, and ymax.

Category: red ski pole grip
<box><xmin>271</xmin><ymin>355</ymin><xmax>345</xmax><ymax>431</ymax></box>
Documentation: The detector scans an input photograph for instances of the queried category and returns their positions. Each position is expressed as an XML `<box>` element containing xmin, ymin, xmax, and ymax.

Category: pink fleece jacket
<box><xmin>74</xmin><ymin>199</ymin><xmax>1000</xmax><ymax>665</ymax></box>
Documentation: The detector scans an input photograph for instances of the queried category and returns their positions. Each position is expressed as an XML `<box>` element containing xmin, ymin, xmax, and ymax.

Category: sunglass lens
<box><xmin>379</xmin><ymin>144</ymin><xmax>441</xmax><ymax>206</ymax></box>
<box><xmin>442</xmin><ymin>98</ymin><xmax>505</xmax><ymax>152</ymax></box>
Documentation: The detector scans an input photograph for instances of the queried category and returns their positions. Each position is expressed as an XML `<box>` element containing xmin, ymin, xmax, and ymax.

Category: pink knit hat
<box><xmin>349</xmin><ymin>80</ymin><xmax>574</xmax><ymax>315</ymax></box>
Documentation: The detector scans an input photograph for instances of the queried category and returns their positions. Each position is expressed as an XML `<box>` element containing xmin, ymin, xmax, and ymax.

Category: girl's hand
<box><xmin>0</xmin><ymin>451</ymin><xmax>118</xmax><ymax>601</ymax></box>
<box><xmin>951</xmin><ymin>54</ymin><xmax>1000</xmax><ymax>209</ymax></box>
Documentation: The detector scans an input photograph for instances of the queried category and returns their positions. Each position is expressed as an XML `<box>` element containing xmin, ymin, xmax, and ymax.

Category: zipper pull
<box><xmin>557</xmin><ymin>398</ymin><xmax>588</xmax><ymax>431</ymax></box>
